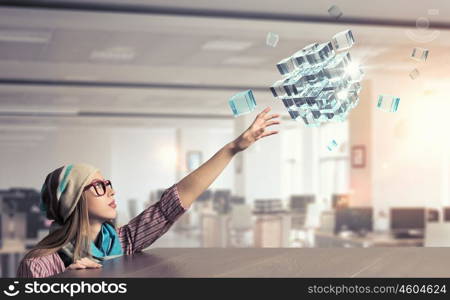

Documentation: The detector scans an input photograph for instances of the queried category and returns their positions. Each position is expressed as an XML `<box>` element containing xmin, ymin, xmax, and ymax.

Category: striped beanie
<box><xmin>40</xmin><ymin>163</ymin><xmax>99</xmax><ymax>224</ymax></box>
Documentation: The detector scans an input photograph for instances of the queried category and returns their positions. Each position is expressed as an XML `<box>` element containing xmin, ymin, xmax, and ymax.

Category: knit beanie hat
<box><xmin>40</xmin><ymin>163</ymin><xmax>99</xmax><ymax>224</ymax></box>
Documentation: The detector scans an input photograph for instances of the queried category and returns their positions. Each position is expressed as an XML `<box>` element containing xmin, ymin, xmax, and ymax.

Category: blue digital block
<box><xmin>306</xmin><ymin>41</ymin><xmax>335</xmax><ymax>65</ymax></box>
<box><xmin>332</xmin><ymin>29</ymin><xmax>355</xmax><ymax>51</ymax></box>
<box><xmin>269</xmin><ymin>30</ymin><xmax>362</xmax><ymax>127</ymax></box>
<box><xmin>377</xmin><ymin>95</ymin><xmax>400</xmax><ymax>112</ymax></box>
<box><xmin>270</xmin><ymin>78</ymin><xmax>287</xmax><ymax>98</ymax></box>
<box><xmin>409</xmin><ymin>68</ymin><xmax>420</xmax><ymax>80</ymax></box>
<box><xmin>327</xmin><ymin>140</ymin><xmax>338</xmax><ymax>151</ymax></box>
<box><xmin>328</xmin><ymin>5</ymin><xmax>343</xmax><ymax>19</ymax></box>
<box><xmin>411</xmin><ymin>47</ymin><xmax>429</xmax><ymax>62</ymax></box>
<box><xmin>229</xmin><ymin>90</ymin><xmax>257</xmax><ymax>117</ymax></box>
<box><xmin>266</xmin><ymin>32</ymin><xmax>279</xmax><ymax>47</ymax></box>
<box><xmin>287</xmin><ymin>107</ymin><xmax>301</xmax><ymax>121</ymax></box>
<box><xmin>276</xmin><ymin>56</ymin><xmax>296</xmax><ymax>75</ymax></box>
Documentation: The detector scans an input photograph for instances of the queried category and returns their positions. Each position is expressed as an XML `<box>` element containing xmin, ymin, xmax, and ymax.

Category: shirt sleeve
<box><xmin>16</xmin><ymin>254</ymin><xmax>66</xmax><ymax>278</ymax></box>
<box><xmin>118</xmin><ymin>183</ymin><xmax>188</xmax><ymax>255</ymax></box>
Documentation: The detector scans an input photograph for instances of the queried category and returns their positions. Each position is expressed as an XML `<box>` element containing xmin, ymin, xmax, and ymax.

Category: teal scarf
<box><xmin>91</xmin><ymin>222</ymin><xmax>124</xmax><ymax>259</ymax></box>
<box><xmin>51</xmin><ymin>221</ymin><xmax>124</xmax><ymax>266</ymax></box>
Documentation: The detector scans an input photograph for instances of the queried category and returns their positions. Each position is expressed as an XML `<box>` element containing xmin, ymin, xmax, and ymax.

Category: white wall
<box><xmin>233</xmin><ymin>113</ymin><xmax>284</xmax><ymax>206</ymax></box>
<box><xmin>110</xmin><ymin>127</ymin><xmax>177</xmax><ymax>225</ymax></box>
<box><xmin>177</xmin><ymin>127</ymin><xmax>234</xmax><ymax>190</ymax></box>
<box><xmin>0</xmin><ymin>124</ymin><xmax>235</xmax><ymax>225</ymax></box>
<box><xmin>371</xmin><ymin>74</ymin><xmax>447</xmax><ymax>230</ymax></box>
<box><xmin>0</xmin><ymin>127</ymin><xmax>112</xmax><ymax>190</ymax></box>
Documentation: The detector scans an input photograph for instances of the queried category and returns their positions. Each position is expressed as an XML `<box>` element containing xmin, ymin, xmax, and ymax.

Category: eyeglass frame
<box><xmin>83</xmin><ymin>179</ymin><xmax>113</xmax><ymax>197</ymax></box>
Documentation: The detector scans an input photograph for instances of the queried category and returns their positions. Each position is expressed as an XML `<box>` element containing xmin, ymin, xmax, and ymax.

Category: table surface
<box><xmin>54</xmin><ymin>247</ymin><xmax>450</xmax><ymax>278</ymax></box>
<box><xmin>315</xmin><ymin>231</ymin><xmax>424</xmax><ymax>247</ymax></box>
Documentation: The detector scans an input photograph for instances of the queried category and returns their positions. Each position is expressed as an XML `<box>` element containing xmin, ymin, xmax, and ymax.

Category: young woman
<box><xmin>16</xmin><ymin>107</ymin><xmax>280</xmax><ymax>278</ymax></box>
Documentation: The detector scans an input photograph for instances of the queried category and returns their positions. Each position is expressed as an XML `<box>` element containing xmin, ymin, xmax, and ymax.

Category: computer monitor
<box><xmin>427</xmin><ymin>208</ymin><xmax>439</xmax><ymax>222</ymax></box>
<box><xmin>26</xmin><ymin>212</ymin><xmax>42</xmax><ymax>239</ymax></box>
<box><xmin>443</xmin><ymin>207</ymin><xmax>450</xmax><ymax>222</ymax></box>
<box><xmin>334</xmin><ymin>207</ymin><xmax>373</xmax><ymax>235</ymax></box>
<box><xmin>5</xmin><ymin>188</ymin><xmax>40</xmax><ymax>212</ymax></box>
<box><xmin>0</xmin><ymin>212</ymin><xmax>2</xmax><ymax>248</ymax></box>
<box><xmin>156</xmin><ymin>189</ymin><xmax>167</xmax><ymax>201</ymax></box>
<box><xmin>1</xmin><ymin>193</ymin><xmax>18</xmax><ymax>215</ymax></box>
<box><xmin>289</xmin><ymin>195</ymin><xmax>314</xmax><ymax>213</ymax></box>
<box><xmin>213</xmin><ymin>190</ymin><xmax>231</xmax><ymax>214</ymax></box>
<box><xmin>230</xmin><ymin>196</ymin><xmax>245</xmax><ymax>204</ymax></box>
<box><xmin>390</xmin><ymin>208</ymin><xmax>425</xmax><ymax>238</ymax></box>
<box><xmin>254</xmin><ymin>199</ymin><xmax>283</xmax><ymax>214</ymax></box>
<box><xmin>332</xmin><ymin>194</ymin><xmax>350</xmax><ymax>209</ymax></box>
<box><xmin>197</xmin><ymin>190</ymin><xmax>212</xmax><ymax>202</ymax></box>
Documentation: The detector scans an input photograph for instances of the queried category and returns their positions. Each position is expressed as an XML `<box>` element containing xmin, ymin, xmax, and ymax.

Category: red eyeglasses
<box><xmin>84</xmin><ymin>179</ymin><xmax>113</xmax><ymax>197</ymax></box>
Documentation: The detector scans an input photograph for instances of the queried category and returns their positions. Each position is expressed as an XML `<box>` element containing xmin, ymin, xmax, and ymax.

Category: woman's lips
<box><xmin>109</xmin><ymin>201</ymin><xmax>117</xmax><ymax>209</ymax></box>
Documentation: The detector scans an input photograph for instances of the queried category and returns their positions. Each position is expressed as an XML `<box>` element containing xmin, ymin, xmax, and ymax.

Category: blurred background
<box><xmin>1</xmin><ymin>0</ymin><xmax>450</xmax><ymax>277</ymax></box>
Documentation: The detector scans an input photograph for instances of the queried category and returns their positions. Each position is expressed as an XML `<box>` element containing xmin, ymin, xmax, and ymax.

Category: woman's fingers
<box><xmin>83</xmin><ymin>259</ymin><xmax>102</xmax><ymax>268</ymax></box>
<box><xmin>68</xmin><ymin>263</ymin><xmax>86</xmax><ymax>270</ymax></box>
<box><xmin>258</xmin><ymin>106</ymin><xmax>271</xmax><ymax>118</ymax></box>
<box><xmin>264</xmin><ymin>113</ymin><xmax>280</xmax><ymax>121</ymax></box>
<box><xmin>78</xmin><ymin>258</ymin><xmax>102</xmax><ymax>268</ymax></box>
<box><xmin>67</xmin><ymin>258</ymin><xmax>102</xmax><ymax>271</ymax></box>
<box><xmin>265</xmin><ymin>120</ymin><xmax>280</xmax><ymax>127</ymax></box>
<box><xmin>260</xmin><ymin>130</ymin><xmax>279</xmax><ymax>138</ymax></box>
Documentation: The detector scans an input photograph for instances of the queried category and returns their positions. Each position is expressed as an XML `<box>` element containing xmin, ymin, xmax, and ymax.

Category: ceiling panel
<box><xmin>0</xmin><ymin>1</ymin><xmax>449</xmax><ymax>129</ymax></box>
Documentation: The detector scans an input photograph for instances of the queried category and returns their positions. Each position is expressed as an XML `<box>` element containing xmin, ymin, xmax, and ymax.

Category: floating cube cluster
<box><xmin>270</xmin><ymin>29</ymin><xmax>364</xmax><ymax>127</ymax></box>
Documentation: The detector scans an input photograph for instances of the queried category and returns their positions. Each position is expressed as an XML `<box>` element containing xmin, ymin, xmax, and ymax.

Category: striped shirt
<box><xmin>16</xmin><ymin>184</ymin><xmax>187</xmax><ymax>278</ymax></box>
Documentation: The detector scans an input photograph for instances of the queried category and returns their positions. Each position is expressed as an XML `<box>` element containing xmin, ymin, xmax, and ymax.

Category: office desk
<box><xmin>54</xmin><ymin>247</ymin><xmax>450</xmax><ymax>278</ymax></box>
<box><xmin>0</xmin><ymin>240</ymin><xmax>25</xmax><ymax>277</ymax></box>
<box><xmin>315</xmin><ymin>231</ymin><xmax>423</xmax><ymax>247</ymax></box>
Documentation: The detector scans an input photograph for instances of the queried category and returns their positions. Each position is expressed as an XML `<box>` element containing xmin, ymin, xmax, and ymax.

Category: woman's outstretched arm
<box><xmin>176</xmin><ymin>106</ymin><xmax>280</xmax><ymax>209</ymax></box>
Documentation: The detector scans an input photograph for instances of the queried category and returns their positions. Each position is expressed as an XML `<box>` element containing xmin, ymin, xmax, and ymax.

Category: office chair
<box><xmin>229</xmin><ymin>204</ymin><xmax>253</xmax><ymax>247</ymax></box>
<box><xmin>424</xmin><ymin>223</ymin><xmax>450</xmax><ymax>247</ymax></box>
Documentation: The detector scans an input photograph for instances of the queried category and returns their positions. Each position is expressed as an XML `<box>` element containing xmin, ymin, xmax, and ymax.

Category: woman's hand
<box><xmin>67</xmin><ymin>257</ymin><xmax>102</xmax><ymax>270</ymax></box>
<box><xmin>176</xmin><ymin>106</ymin><xmax>280</xmax><ymax>209</ymax></box>
<box><xmin>231</xmin><ymin>106</ymin><xmax>280</xmax><ymax>152</ymax></box>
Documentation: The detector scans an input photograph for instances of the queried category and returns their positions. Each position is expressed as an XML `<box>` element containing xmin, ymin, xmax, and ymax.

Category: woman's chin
<box><xmin>101</xmin><ymin>212</ymin><xmax>117</xmax><ymax>221</ymax></box>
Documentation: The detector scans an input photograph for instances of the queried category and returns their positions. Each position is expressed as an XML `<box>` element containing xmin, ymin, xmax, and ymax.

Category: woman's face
<box><xmin>84</xmin><ymin>171</ymin><xmax>117</xmax><ymax>222</ymax></box>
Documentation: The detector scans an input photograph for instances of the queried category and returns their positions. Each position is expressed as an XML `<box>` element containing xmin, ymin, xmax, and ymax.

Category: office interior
<box><xmin>1</xmin><ymin>0</ymin><xmax>450</xmax><ymax>277</ymax></box>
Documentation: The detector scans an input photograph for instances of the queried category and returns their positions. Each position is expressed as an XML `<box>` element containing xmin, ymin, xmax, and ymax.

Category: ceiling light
<box><xmin>223</xmin><ymin>56</ymin><xmax>266</xmax><ymax>66</ymax></box>
<box><xmin>0</xmin><ymin>125</ymin><xmax>57</xmax><ymax>132</ymax></box>
<box><xmin>0</xmin><ymin>29</ymin><xmax>52</xmax><ymax>43</ymax></box>
<box><xmin>0</xmin><ymin>107</ymin><xmax>79</xmax><ymax>115</ymax></box>
<box><xmin>0</xmin><ymin>135</ymin><xmax>45</xmax><ymax>141</ymax></box>
<box><xmin>202</xmin><ymin>40</ymin><xmax>252</xmax><ymax>51</ymax></box>
<box><xmin>90</xmin><ymin>47</ymin><xmax>135</xmax><ymax>61</ymax></box>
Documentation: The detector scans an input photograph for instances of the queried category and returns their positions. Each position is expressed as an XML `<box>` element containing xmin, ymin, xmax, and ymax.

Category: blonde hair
<box><xmin>24</xmin><ymin>192</ymin><xmax>93</xmax><ymax>261</ymax></box>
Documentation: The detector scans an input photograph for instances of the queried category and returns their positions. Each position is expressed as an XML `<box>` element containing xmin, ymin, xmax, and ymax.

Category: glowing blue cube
<box><xmin>327</xmin><ymin>140</ymin><xmax>338</xmax><ymax>151</ymax></box>
<box><xmin>270</xmin><ymin>78</ymin><xmax>287</xmax><ymax>98</ymax></box>
<box><xmin>377</xmin><ymin>95</ymin><xmax>400</xmax><ymax>112</ymax></box>
<box><xmin>331</xmin><ymin>29</ymin><xmax>355</xmax><ymax>51</ymax></box>
<box><xmin>276</xmin><ymin>56</ymin><xmax>296</xmax><ymax>75</ymax></box>
<box><xmin>229</xmin><ymin>90</ymin><xmax>257</xmax><ymax>117</ymax></box>
<box><xmin>266</xmin><ymin>32</ymin><xmax>279</xmax><ymax>47</ymax></box>
<box><xmin>328</xmin><ymin>5</ymin><xmax>343</xmax><ymax>19</ymax></box>
<box><xmin>411</xmin><ymin>47</ymin><xmax>429</xmax><ymax>61</ymax></box>
<box><xmin>409</xmin><ymin>68</ymin><xmax>420</xmax><ymax>80</ymax></box>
